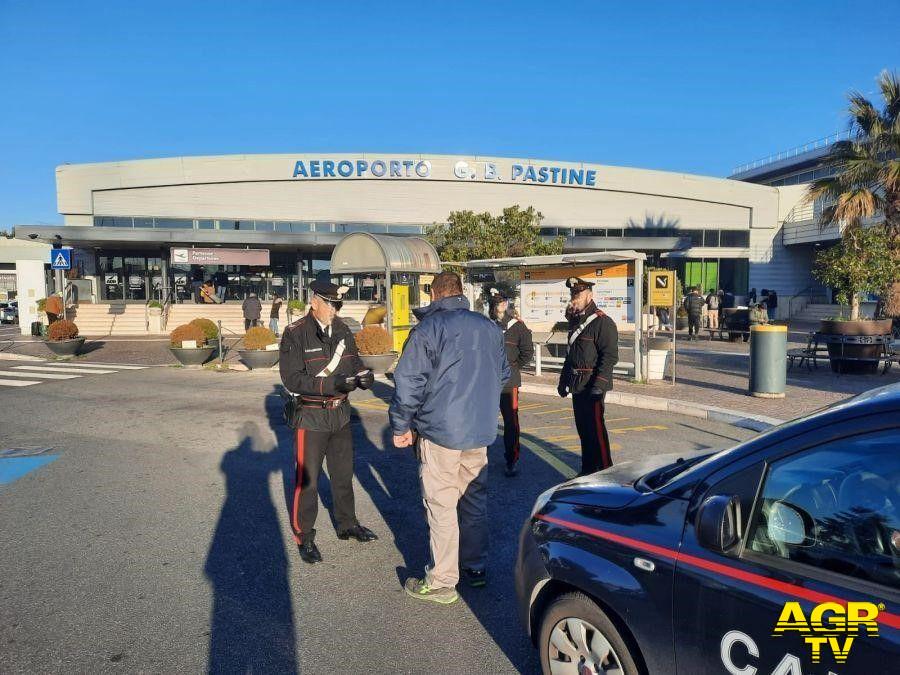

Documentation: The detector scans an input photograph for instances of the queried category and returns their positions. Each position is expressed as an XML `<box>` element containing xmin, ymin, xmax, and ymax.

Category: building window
<box><xmin>289</xmin><ymin>222</ymin><xmax>311</xmax><ymax>232</ymax></box>
<box><xmin>577</xmin><ymin>228</ymin><xmax>606</xmax><ymax>237</ymax></box>
<box><xmin>154</xmin><ymin>218</ymin><xmax>193</xmax><ymax>229</ymax></box>
<box><xmin>720</xmin><ymin>230</ymin><xmax>750</xmax><ymax>247</ymax></box>
<box><xmin>133</xmin><ymin>218</ymin><xmax>153</xmax><ymax>228</ymax></box>
<box><xmin>606</xmin><ymin>228</ymin><xmax>623</xmax><ymax>237</ymax></box>
<box><xmin>703</xmin><ymin>230</ymin><xmax>720</xmax><ymax>247</ymax></box>
<box><xmin>254</xmin><ymin>220</ymin><xmax>275</xmax><ymax>232</ymax></box>
<box><xmin>678</xmin><ymin>230</ymin><xmax>703</xmax><ymax>247</ymax></box>
<box><xmin>197</xmin><ymin>219</ymin><xmax>215</xmax><ymax>230</ymax></box>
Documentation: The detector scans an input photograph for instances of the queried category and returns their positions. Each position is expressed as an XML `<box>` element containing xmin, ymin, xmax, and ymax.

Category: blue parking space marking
<box><xmin>0</xmin><ymin>454</ymin><xmax>59</xmax><ymax>485</ymax></box>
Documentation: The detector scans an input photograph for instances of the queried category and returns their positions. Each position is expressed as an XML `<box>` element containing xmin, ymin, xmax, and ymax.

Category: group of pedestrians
<box><xmin>682</xmin><ymin>286</ymin><xmax>779</xmax><ymax>338</ymax></box>
<box><xmin>279</xmin><ymin>272</ymin><xmax>619</xmax><ymax>606</ymax></box>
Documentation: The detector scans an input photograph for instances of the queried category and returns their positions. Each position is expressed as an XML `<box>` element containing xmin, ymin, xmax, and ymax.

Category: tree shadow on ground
<box><xmin>203</xmin><ymin>420</ymin><xmax>298</xmax><ymax>674</ymax></box>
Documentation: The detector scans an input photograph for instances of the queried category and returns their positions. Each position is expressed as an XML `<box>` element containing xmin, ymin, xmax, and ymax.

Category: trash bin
<box><xmin>749</xmin><ymin>325</ymin><xmax>787</xmax><ymax>398</ymax></box>
<box><xmin>31</xmin><ymin>321</ymin><xmax>43</xmax><ymax>337</ymax></box>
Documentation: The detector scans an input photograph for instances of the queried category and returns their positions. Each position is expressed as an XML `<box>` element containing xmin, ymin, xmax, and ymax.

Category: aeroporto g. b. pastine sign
<box><xmin>290</xmin><ymin>157</ymin><xmax>598</xmax><ymax>187</ymax></box>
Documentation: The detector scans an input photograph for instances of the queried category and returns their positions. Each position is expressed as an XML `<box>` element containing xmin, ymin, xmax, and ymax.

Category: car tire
<box><xmin>538</xmin><ymin>592</ymin><xmax>640</xmax><ymax>675</ymax></box>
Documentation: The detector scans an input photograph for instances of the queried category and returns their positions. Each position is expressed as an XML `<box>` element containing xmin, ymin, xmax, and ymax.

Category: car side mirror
<box><xmin>697</xmin><ymin>494</ymin><xmax>742</xmax><ymax>554</ymax></box>
<box><xmin>768</xmin><ymin>501</ymin><xmax>810</xmax><ymax>546</ymax></box>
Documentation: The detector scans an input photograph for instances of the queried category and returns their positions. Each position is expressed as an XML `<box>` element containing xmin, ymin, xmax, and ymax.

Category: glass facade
<box><xmin>539</xmin><ymin>227</ymin><xmax>750</xmax><ymax>247</ymax></box>
<box><xmin>93</xmin><ymin>216</ymin><xmax>426</xmax><ymax>235</ymax></box>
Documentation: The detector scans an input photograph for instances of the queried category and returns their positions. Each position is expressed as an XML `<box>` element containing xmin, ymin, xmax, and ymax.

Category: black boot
<box><xmin>337</xmin><ymin>524</ymin><xmax>378</xmax><ymax>542</ymax></box>
<box><xmin>298</xmin><ymin>530</ymin><xmax>322</xmax><ymax>564</ymax></box>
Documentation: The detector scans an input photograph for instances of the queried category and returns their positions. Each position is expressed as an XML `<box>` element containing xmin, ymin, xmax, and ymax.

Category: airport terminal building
<box><xmin>9</xmin><ymin>151</ymin><xmax>821</xmax><ymax>319</ymax></box>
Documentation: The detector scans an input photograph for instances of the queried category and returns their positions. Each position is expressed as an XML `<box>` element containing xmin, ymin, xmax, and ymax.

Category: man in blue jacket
<box><xmin>389</xmin><ymin>271</ymin><xmax>510</xmax><ymax>605</ymax></box>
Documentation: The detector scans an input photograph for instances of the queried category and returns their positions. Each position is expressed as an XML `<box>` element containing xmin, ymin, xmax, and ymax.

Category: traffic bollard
<box><xmin>749</xmin><ymin>325</ymin><xmax>787</xmax><ymax>398</ymax></box>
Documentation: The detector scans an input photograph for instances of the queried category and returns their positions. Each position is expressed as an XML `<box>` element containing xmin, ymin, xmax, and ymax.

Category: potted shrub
<box><xmin>675</xmin><ymin>307</ymin><xmax>688</xmax><ymax>331</ymax></box>
<box><xmin>238</xmin><ymin>326</ymin><xmax>280</xmax><ymax>369</ymax></box>
<box><xmin>169</xmin><ymin>323</ymin><xmax>215</xmax><ymax>367</ymax></box>
<box><xmin>812</xmin><ymin>224</ymin><xmax>895</xmax><ymax>373</ymax></box>
<box><xmin>287</xmin><ymin>299</ymin><xmax>306</xmax><ymax>321</ymax></box>
<box><xmin>45</xmin><ymin>319</ymin><xmax>85</xmax><ymax>357</ymax></box>
<box><xmin>190</xmin><ymin>317</ymin><xmax>220</xmax><ymax>354</ymax></box>
<box><xmin>355</xmin><ymin>325</ymin><xmax>396</xmax><ymax>372</ymax></box>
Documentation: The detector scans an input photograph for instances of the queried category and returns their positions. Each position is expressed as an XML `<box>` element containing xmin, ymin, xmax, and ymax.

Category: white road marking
<box><xmin>12</xmin><ymin>365</ymin><xmax>117</xmax><ymax>375</ymax></box>
<box><xmin>0</xmin><ymin>378</ymin><xmax>42</xmax><ymax>387</ymax></box>
<box><xmin>0</xmin><ymin>371</ymin><xmax>80</xmax><ymax>380</ymax></box>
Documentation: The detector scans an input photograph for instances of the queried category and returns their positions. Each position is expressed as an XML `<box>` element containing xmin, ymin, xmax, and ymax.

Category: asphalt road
<box><xmin>0</xmin><ymin>366</ymin><xmax>754</xmax><ymax>673</ymax></box>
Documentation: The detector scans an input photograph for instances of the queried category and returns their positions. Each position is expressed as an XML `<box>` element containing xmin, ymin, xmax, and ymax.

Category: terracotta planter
<box><xmin>819</xmin><ymin>319</ymin><xmax>893</xmax><ymax>374</ymax></box>
<box><xmin>169</xmin><ymin>346</ymin><xmax>215</xmax><ymax>367</ymax></box>
<box><xmin>45</xmin><ymin>337</ymin><xmax>85</xmax><ymax>357</ymax></box>
<box><xmin>238</xmin><ymin>349</ymin><xmax>280</xmax><ymax>370</ymax></box>
<box><xmin>675</xmin><ymin>316</ymin><xmax>688</xmax><ymax>331</ymax></box>
<box><xmin>359</xmin><ymin>352</ymin><xmax>397</xmax><ymax>373</ymax></box>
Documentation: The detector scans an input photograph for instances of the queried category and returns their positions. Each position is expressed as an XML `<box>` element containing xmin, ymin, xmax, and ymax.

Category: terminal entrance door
<box><xmin>98</xmin><ymin>254</ymin><xmax>163</xmax><ymax>302</ymax></box>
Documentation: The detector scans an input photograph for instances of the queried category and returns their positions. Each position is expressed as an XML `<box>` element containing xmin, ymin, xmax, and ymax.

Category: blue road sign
<box><xmin>50</xmin><ymin>249</ymin><xmax>72</xmax><ymax>269</ymax></box>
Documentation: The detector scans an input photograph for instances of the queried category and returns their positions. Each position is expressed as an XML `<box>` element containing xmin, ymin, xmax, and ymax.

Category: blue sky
<box><xmin>0</xmin><ymin>1</ymin><xmax>897</xmax><ymax>226</ymax></box>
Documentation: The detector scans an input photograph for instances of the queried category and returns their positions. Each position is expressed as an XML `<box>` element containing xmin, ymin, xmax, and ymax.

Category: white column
<box><xmin>15</xmin><ymin>260</ymin><xmax>47</xmax><ymax>336</ymax></box>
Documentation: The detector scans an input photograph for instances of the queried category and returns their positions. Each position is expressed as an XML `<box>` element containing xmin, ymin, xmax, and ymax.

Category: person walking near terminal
<box><xmin>767</xmin><ymin>289</ymin><xmax>778</xmax><ymax>321</ymax></box>
<box><xmin>683</xmin><ymin>286</ymin><xmax>705</xmax><ymax>340</ymax></box>
<box><xmin>279</xmin><ymin>280</ymin><xmax>377</xmax><ymax>564</ymax></box>
<box><xmin>488</xmin><ymin>288</ymin><xmax>534</xmax><ymax>477</ymax></box>
<box><xmin>558</xmin><ymin>277</ymin><xmax>618</xmax><ymax>476</ymax></box>
<box><xmin>390</xmin><ymin>271</ymin><xmax>509</xmax><ymax>604</ymax></box>
<box><xmin>269</xmin><ymin>294</ymin><xmax>283</xmax><ymax>336</ymax></box>
<box><xmin>705</xmin><ymin>288</ymin><xmax>720</xmax><ymax>330</ymax></box>
<box><xmin>242</xmin><ymin>293</ymin><xmax>262</xmax><ymax>330</ymax></box>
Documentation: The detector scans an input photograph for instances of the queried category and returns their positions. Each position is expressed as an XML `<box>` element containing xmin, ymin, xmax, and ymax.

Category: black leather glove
<box><xmin>557</xmin><ymin>383</ymin><xmax>569</xmax><ymax>398</ymax></box>
<box><xmin>334</xmin><ymin>376</ymin><xmax>358</xmax><ymax>394</ymax></box>
<box><xmin>356</xmin><ymin>371</ymin><xmax>375</xmax><ymax>390</ymax></box>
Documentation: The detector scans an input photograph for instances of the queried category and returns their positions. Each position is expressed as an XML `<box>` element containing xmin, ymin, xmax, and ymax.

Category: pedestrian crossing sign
<box><xmin>50</xmin><ymin>249</ymin><xmax>72</xmax><ymax>270</ymax></box>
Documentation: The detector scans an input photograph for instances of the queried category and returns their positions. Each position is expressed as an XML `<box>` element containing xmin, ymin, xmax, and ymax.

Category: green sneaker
<box><xmin>404</xmin><ymin>577</ymin><xmax>459</xmax><ymax>604</ymax></box>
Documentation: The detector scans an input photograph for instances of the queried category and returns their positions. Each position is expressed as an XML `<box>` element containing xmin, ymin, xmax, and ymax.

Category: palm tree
<box><xmin>806</xmin><ymin>70</ymin><xmax>900</xmax><ymax>319</ymax></box>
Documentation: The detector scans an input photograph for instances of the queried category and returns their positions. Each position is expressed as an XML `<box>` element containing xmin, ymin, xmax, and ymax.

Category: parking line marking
<box><xmin>525</xmin><ymin>425</ymin><xmax>571</xmax><ymax>431</ymax></box>
<box><xmin>533</xmin><ymin>408</ymin><xmax>574</xmax><ymax>416</ymax></box>
<box><xmin>518</xmin><ymin>403</ymin><xmax>550</xmax><ymax>410</ymax></box>
<box><xmin>0</xmin><ymin>378</ymin><xmax>42</xmax><ymax>387</ymax></box>
<box><xmin>608</xmin><ymin>425</ymin><xmax>668</xmax><ymax>434</ymax></box>
<box><xmin>520</xmin><ymin>437</ymin><xmax>577</xmax><ymax>480</ymax></box>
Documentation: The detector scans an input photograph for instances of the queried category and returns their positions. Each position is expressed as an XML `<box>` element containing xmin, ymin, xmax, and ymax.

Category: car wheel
<box><xmin>538</xmin><ymin>592</ymin><xmax>640</xmax><ymax>675</ymax></box>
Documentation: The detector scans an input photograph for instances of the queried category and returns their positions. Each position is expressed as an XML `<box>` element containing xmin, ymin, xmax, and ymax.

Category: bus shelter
<box><xmin>330</xmin><ymin>233</ymin><xmax>442</xmax><ymax>352</ymax></box>
<box><xmin>465</xmin><ymin>250</ymin><xmax>646</xmax><ymax>380</ymax></box>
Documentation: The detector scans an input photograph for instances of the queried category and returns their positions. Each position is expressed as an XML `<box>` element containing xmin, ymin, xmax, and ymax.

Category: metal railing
<box><xmin>788</xmin><ymin>285</ymin><xmax>831</xmax><ymax>319</ymax></box>
<box><xmin>731</xmin><ymin>130</ymin><xmax>851</xmax><ymax>176</ymax></box>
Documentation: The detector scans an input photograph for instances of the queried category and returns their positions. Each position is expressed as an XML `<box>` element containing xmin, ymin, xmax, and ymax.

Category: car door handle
<box><xmin>633</xmin><ymin>557</ymin><xmax>655</xmax><ymax>572</ymax></box>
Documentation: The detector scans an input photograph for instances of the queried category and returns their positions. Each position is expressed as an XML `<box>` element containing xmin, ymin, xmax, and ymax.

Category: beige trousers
<box><xmin>418</xmin><ymin>437</ymin><xmax>489</xmax><ymax>589</ymax></box>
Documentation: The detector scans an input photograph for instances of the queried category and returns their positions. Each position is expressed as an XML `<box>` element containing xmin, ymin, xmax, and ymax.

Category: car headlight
<box><xmin>530</xmin><ymin>485</ymin><xmax>558</xmax><ymax>518</ymax></box>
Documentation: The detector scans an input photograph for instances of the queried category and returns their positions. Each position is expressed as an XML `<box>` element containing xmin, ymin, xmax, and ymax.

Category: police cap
<box><xmin>565</xmin><ymin>276</ymin><xmax>595</xmax><ymax>294</ymax></box>
<box><xmin>310</xmin><ymin>280</ymin><xmax>349</xmax><ymax>302</ymax></box>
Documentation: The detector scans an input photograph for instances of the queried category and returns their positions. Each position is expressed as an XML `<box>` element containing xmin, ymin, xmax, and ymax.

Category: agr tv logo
<box><xmin>773</xmin><ymin>601</ymin><xmax>881</xmax><ymax>664</ymax></box>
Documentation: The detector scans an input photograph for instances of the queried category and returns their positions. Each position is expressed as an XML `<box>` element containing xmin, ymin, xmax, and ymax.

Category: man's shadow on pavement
<box><xmin>353</xmin><ymin>381</ymin><xmax>571</xmax><ymax>673</ymax></box>
<box><xmin>203</xmin><ymin>421</ymin><xmax>298</xmax><ymax>674</ymax></box>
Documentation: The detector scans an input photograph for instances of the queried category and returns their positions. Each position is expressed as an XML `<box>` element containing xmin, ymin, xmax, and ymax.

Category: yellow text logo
<box><xmin>773</xmin><ymin>601</ymin><xmax>880</xmax><ymax>663</ymax></box>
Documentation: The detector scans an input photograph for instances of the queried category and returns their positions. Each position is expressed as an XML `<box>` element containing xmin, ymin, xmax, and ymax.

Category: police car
<box><xmin>516</xmin><ymin>384</ymin><xmax>900</xmax><ymax>674</ymax></box>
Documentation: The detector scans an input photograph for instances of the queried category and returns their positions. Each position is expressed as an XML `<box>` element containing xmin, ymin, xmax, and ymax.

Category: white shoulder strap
<box><xmin>506</xmin><ymin>318</ymin><xmax>519</xmax><ymax>330</ymax></box>
<box><xmin>568</xmin><ymin>312</ymin><xmax>598</xmax><ymax>345</ymax></box>
<box><xmin>315</xmin><ymin>338</ymin><xmax>346</xmax><ymax>377</ymax></box>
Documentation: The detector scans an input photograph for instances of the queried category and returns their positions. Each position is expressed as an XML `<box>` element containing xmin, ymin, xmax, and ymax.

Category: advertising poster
<box><xmin>519</xmin><ymin>263</ymin><xmax>634</xmax><ymax>327</ymax></box>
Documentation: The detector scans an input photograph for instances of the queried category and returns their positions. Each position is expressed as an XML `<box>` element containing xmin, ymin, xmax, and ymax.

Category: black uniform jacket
<box><xmin>559</xmin><ymin>301</ymin><xmax>619</xmax><ymax>397</ymax></box>
<box><xmin>499</xmin><ymin>317</ymin><xmax>534</xmax><ymax>391</ymax></box>
<box><xmin>279</xmin><ymin>313</ymin><xmax>365</xmax><ymax>432</ymax></box>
